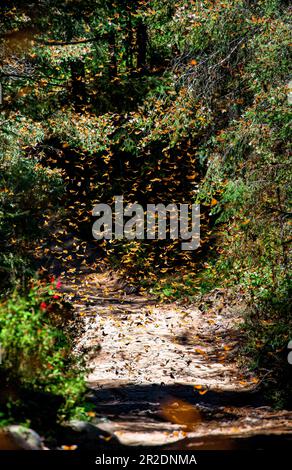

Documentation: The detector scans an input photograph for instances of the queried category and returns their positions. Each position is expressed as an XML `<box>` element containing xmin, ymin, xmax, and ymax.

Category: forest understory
<box><xmin>0</xmin><ymin>0</ymin><xmax>291</xmax><ymax>452</ymax></box>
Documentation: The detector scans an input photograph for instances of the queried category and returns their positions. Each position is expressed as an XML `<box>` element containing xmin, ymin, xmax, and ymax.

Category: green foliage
<box><xmin>0</xmin><ymin>0</ymin><xmax>291</xmax><ymax>412</ymax></box>
<box><xmin>0</xmin><ymin>116</ymin><xmax>63</xmax><ymax>288</ymax></box>
<box><xmin>194</xmin><ymin>7</ymin><xmax>291</xmax><ymax>404</ymax></box>
<box><xmin>242</xmin><ymin>288</ymin><xmax>292</xmax><ymax>408</ymax></box>
<box><xmin>0</xmin><ymin>281</ymin><xmax>86</xmax><ymax>419</ymax></box>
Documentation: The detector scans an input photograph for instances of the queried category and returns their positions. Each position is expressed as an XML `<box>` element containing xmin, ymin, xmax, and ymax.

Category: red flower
<box><xmin>40</xmin><ymin>302</ymin><xmax>48</xmax><ymax>311</ymax></box>
<box><xmin>52</xmin><ymin>294</ymin><xmax>60</xmax><ymax>299</ymax></box>
<box><xmin>50</xmin><ymin>276</ymin><xmax>55</xmax><ymax>283</ymax></box>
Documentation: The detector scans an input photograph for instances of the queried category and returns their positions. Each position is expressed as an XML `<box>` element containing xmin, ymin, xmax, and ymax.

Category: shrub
<box><xmin>0</xmin><ymin>115</ymin><xmax>63</xmax><ymax>289</ymax></box>
<box><xmin>0</xmin><ymin>280</ymin><xmax>86</xmax><ymax>419</ymax></box>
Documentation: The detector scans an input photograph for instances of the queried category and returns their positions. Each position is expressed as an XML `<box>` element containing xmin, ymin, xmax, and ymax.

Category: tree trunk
<box><xmin>136</xmin><ymin>19</ymin><xmax>147</xmax><ymax>73</ymax></box>
<box><xmin>125</xmin><ymin>10</ymin><xmax>133</xmax><ymax>70</ymax></box>
<box><xmin>108</xmin><ymin>31</ymin><xmax>117</xmax><ymax>79</ymax></box>
<box><xmin>70</xmin><ymin>60</ymin><xmax>86</xmax><ymax>109</ymax></box>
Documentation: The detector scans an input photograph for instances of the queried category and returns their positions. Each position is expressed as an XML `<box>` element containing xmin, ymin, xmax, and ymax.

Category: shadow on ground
<box><xmin>77</xmin><ymin>383</ymin><xmax>292</xmax><ymax>450</ymax></box>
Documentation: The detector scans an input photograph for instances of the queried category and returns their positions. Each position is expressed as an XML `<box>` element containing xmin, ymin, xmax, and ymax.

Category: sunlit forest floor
<box><xmin>50</xmin><ymin>257</ymin><xmax>292</xmax><ymax>449</ymax></box>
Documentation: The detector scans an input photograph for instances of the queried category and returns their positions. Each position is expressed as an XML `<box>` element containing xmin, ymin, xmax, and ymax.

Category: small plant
<box><xmin>0</xmin><ymin>279</ymin><xmax>86</xmax><ymax>420</ymax></box>
<box><xmin>242</xmin><ymin>284</ymin><xmax>292</xmax><ymax>408</ymax></box>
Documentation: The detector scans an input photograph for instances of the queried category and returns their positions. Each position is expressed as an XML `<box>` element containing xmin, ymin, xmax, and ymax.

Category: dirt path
<box><xmin>61</xmin><ymin>270</ymin><xmax>292</xmax><ymax>449</ymax></box>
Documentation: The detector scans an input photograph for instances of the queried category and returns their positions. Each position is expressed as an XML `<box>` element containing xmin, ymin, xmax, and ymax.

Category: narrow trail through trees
<box><xmin>33</xmin><ymin>143</ymin><xmax>292</xmax><ymax>449</ymax></box>
<box><xmin>59</xmin><ymin>270</ymin><xmax>292</xmax><ymax>449</ymax></box>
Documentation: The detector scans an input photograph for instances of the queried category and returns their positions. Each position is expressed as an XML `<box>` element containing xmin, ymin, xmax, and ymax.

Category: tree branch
<box><xmin>36</xmin><ymin>36</ymin><xmax>104</xmax><ymax>46</ymax></box>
